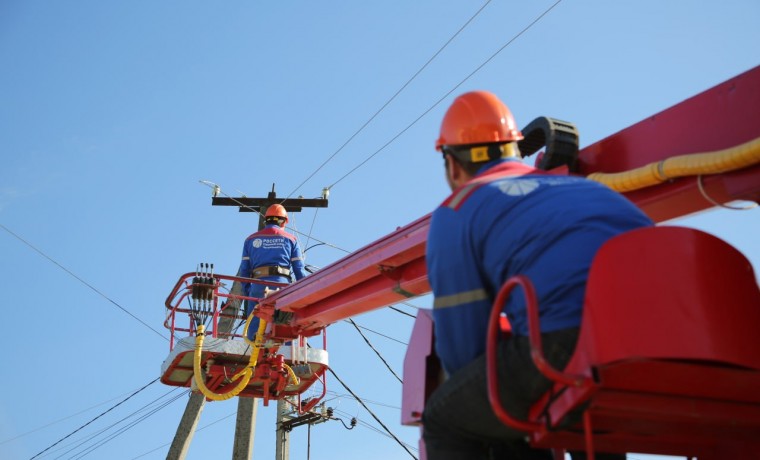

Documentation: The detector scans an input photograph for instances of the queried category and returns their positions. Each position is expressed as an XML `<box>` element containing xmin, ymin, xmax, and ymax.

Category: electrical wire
<box><xmin>697</xmin><ymin>174</ymin><xmax>758</xmax><ymax>210</ymax></box>
<box><xmin>390</xmin><ymin>305</ymin><xmax>419</xmax><ymax>317</ymax></box>
<box><xmin>0</xmin><ymin>388</ymin><xmax>145</xmax><ymax>446</ymax></box>
<box><xmin>13</xmin><ymin>4</ymin><xmax>566</xmax><ymax>459</ymax></box>
<box><xmin>65</xmin><ymin>391</ymin><xmax>187</xmax><ymax>460</ymax></box>
<box><xmin>43</xmin><ymin>388</ymin><xmax>184</xmax><ymax>459</ymax></box>
<box><xmin>322</xmin><ymin>390</ymin><xmax>401</xmax><ymax>410</ymax></box>
<box><xmin>347</xmin><ymin>318</ymin><xmax>403</xmax><ymax>383</ymax></box>
<box><xmin>199</xmin><ymin>181</ymin><xmax>351</xmax><ymax>255</ymax></box>
<box><xmin>43</xmin><ymin>388</ymin><xmax>183</xmax><ymax>459</ymax></box>
<box><xmin>326</xmin><ymin>0</ymin><xmax>565</xmax><ymax>191</ymax></box>
<box><xmin>343</xmin><ymin>320</ymin><xmax>408</xmax><ymax>346</ymax></box>
<box><xmin>28</xmin><ymin>378</ymin><xmax>160</xmax><ymax>460</ymax></box>
<box><xmin>303</xmin><ymin>206</ymin><xmax>321</xmax><ymax>260</ymax></box>
<box><xmin>0</xmin><ymin>223</ymin><xmax>168</xmax><ymax>342</ymax></box>
<box><xmin>327</xmin><ymin>367</ymin><xmax>417</xmax><ymax>459</ymax></box>
<box><xmin>192</xmin><ymin>3</ymin><xmax>561</xmax><ymax>457</ymax></box>
<box><xmin>129</xmin><ymin>410</ymin><xmax>237</xmax><ymax>459</ymax></box>
<box><xmin>332</xmin><ymin>408</ymin><xmax>418</xmax><ymax>453</ymax></box>
<box><xmin>282</xmin><ymin>0</ymin><xmax>495</xmax><ymax>201</ymax></box>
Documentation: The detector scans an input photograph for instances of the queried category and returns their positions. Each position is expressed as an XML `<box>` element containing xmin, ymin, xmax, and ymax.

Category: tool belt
<box><xmin>251</xmin><ymin>265</ymin><xmax>291</xmax><ymax>279</ymax></box>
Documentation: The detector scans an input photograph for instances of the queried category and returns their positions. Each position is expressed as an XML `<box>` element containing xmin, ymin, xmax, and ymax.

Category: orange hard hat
<box><xmin>435</xmin><ymin>91</ymin><xmax>523</xmax><ymax>151</ymax></box>
<box><xmin>265</xmin><ymin>204</ymin><xmax>288</xmax><ymax>223</ymax></box>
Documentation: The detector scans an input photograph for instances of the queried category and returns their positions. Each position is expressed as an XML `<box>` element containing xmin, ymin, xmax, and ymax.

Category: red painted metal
<box><xmin>261</xmin><ymin>68</ymin><xmax>760</xmax><ymax>334</ymax></box>
<box><xmin>526</xmin><ymin>226</ymin><xmax>760</xmax><ymax>456</ymax></box>
<box><xmin>485</xmin><ymin>275</ymin><xmax>593</xmax><ymax>432</ymax></box>
<box><xmin>160</xmin><ymin>272</ymin><xmax>330</xmax><ymax>404</ymax></box>
<box><xmin>262</xmin><ymin>214</ymin><xmax>431</xmax><ymax>334</ymax></box>
<box><xmin>161</xmin><ymin>66</ymin><xmax>760</xmax><ymax>455</ymax></box>
<box><xmin>163</xmin><ymin>272</ymin><xmax>289</xmax><ymax>344</ymax></box>
<box><xmin>486</xmin><ymin>276</ymin><xmax>543</xmax><ymax>432</ymax></box>
<box><xmin>579</xmin><ymin>65</ymin><xmax>760</xmax><ymax>221</ymax></box>
<box><xmin>401</xmin><ymin>309</ymin><xmax>437</xmax><ymax>426</ymax></box>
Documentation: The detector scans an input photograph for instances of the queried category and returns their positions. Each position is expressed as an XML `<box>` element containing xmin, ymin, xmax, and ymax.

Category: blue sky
<box><xmin>1</xmin><ymin>1</ymin><xmax>758</xmax><ymax>460</ymax></box>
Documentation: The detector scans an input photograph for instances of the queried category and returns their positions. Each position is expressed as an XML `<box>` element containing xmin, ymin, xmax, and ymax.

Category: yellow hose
<box><xmin>283</xmin><ymin>363</ymin><xmax>301</xmax><ymax>386</ymax></box>
<box><xmin>192</xmin><ymin>317</ymin><xmax>267</xmax><ymax>401</ymax></box>
<box><xmin>587</xmin><ymin>137</ymin><xmax>760</xmax><ymax>192</ymax></box>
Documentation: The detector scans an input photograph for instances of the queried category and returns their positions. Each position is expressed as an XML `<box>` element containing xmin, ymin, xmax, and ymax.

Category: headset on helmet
<box><xmin>265</xmin><ymin>204</ymin><xmax>288</xmax><ymax>224</ymax></box>
<box><xmin>435</xmin><ymin>91</ymin><xmax>523</xmax><ymax>157</ymax></box>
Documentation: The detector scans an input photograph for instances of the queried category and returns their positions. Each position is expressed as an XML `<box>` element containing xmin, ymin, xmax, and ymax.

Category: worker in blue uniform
<box><xmin>238</xmin><ymin>204</ymin><xmax>307</xmax><ymax>340</ymax></box>
<box><xmin>422</xmin><ymin>91</ymin><xmax>653</xmax><ymax>460</ymax></box>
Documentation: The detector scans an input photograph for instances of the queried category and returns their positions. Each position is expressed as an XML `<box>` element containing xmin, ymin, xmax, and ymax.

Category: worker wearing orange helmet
<box><xmin>237</xmin><ymin>203</ymin><xmax>307</xmax><ymax>340</ymax></box>
<box><xmin>422</xmin><ymin>91</ymin><xmax>651</xmax><ymax>459</ymax></box>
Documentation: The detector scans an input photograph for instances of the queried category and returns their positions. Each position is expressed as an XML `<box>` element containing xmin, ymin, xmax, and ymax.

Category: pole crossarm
<box><xmin>212</xmin><ymin>197</ymin><xmax>328</xmax><ymax>213</ymax></box>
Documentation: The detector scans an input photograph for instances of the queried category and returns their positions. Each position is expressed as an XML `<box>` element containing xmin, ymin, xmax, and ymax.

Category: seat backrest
<box><xmin>573</xmin><ymin>226</ymin><xmax>760</xmax><ymax>371</ymax></box>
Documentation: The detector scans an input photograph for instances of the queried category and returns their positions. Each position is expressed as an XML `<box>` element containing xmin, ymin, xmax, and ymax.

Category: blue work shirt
<box><xmin>238</xmin><ymin>223</ymin><xmax>307</xmax><ymax>340</ymax></box>
<box><xmin>238</xmin><ymin>223</ymin><xmax>307</xmax><ymax>286</ymax></box>
<box><xmin>426</xmin><ymin>159</ymin><xmax>653</xmax><ymax>375</ymax></box>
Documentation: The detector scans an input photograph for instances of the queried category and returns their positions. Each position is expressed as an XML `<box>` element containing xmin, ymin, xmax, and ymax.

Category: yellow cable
<box><xmin>192</xmin><ymin>317</ymin><xmax>267</xmax><ymax>401</ymax></box>
<box><xmin>283</xmin><ymin>363</ymin><xmax>301</xmax><ymax>386</ymax></box>
<box><xmin>587</xmin><ymin>136</ymin><xmax>760</xmax><ymax>193</ymax></box>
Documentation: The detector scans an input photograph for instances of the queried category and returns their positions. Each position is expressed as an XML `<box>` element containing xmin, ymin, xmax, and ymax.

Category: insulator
<box><xmin>192</xmin><ymin>276</ymin><xmax>199</xmax><ymax>299</ymax></box>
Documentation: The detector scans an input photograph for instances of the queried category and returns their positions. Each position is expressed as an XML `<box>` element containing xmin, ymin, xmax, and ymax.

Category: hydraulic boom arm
<box><xmin>262</xmin><ymin>65</ymin><xmax>760</xmax><ymax>335</ymax></box>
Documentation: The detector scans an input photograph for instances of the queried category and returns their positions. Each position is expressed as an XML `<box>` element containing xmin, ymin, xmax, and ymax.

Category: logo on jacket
<box><xmin>497</xmin><ymin>178</ymin><xmax>540</xmax><ymax>196</ymax></box>
<box><xmin>252</xmin><ymin>238</ymin><xmax>263</xmax><ymax>248</ymax></box>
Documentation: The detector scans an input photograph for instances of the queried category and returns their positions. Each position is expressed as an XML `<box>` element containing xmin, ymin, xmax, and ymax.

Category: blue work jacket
<box><xmin>426</xmin><ymin>159</ymin><xmax>653</xmax><ymax>375</ymax></box>
<box><xmin>238</xmin><ymin>223</ymin><xmax>307</xmax><ymax>297</ymax></box>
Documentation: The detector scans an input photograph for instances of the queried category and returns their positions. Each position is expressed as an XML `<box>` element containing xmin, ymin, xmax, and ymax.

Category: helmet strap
<box><xmin>443</xmin><ymin>142</ymin><xmax>517</xmax><ymax>163</ymax></box>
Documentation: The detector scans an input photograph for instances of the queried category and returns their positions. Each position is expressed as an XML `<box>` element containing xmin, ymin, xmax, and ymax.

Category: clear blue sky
<box><xmin>1</xmin><ymin>1</ymin><xmax>758</xmax><ymax>460</ymax></box>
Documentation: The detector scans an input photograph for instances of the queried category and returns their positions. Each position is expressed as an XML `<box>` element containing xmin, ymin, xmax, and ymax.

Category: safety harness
<box><xmin>252</xmin><ymin>265</ymin><xmax>291</xmax><ymax>278</ymax></box>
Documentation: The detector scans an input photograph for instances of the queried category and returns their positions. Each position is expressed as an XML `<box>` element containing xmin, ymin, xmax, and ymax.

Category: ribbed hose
<box><xmin>283</xmin><ymin>363</ymin><xmax>301</xmax><ymax>386</ymax></box>
<box><xmin>244</xmin><ymin>312</ymin><xmax>299</xmax><ymax>386</ymax></box>
<box><xmin>192</xmin><ymin>317</ymin><xmax>267</xmax><ymax>401</ymax></box>
<box><xmin>587</xmin><ymin>137</ymin><xmax>760</xmax><ymax>192</ymax></box>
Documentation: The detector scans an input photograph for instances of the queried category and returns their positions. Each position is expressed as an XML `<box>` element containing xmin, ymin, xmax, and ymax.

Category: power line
<box><xmin>0</xmin><ymin>389</ymin><xmax>144</xmax><ymax>446</ymax></box>
<box><xmin>327</xmin><ymin>0</ymin><xmax>565</xmax><ymax>190</ymax></box>
<box><xmin>199</xmin><ymin>181</ymin><xmax>351</xmax><ymax>255</ymax></box>
<box><xmin>39</xmin><ymin>388</ymin><xmax>185</xmax><ymax>460</ymax></box>
<box><xmin>332</xmin><ymin>408</ymin><xmax>418</xmax><ymax>453</ymax></box>
<box><xmin>347</xmin><ymin>318</ymin><xmax>403</xmax><ymax>383</ymax></box>
<box><xmin>283</xmin><ymin>0</ymin><xmax>494</xmax><ymax>201</ymax></box>
<box><xmin>390</xmin><ymin>305</ymin><xmax>418</xmax><ymax>317</ymax></box>
<box><xmin>345</xmin><ymin>320</ymin><xmax>408</xmax><ymax>346</ymax></box>
<box><xmin>327</xmin><ymin>367</ymin><xmax>417</xmax><ymax>460</ymax></box>
<box><xmin>323</xmin><ymin>391</ymin><xmax>401</xmax><ymax>410</ymax></box>
<box><xmin>65</xmin><ymin>390</ymin><xmax>187</xmax><ymax>460</ymax></box>
<box><xmin>0</xmin><ymin>223</ymin><xmax>168</xmax><ymax>342</ymax></box>
<box><xmin>129</xmin><ymin>411</ymin><xmax>238</xmax><ymax>459</ymax></box>
<box><xmin>28</xmin><ymin>378</ymin><xmax>160</xmax><ymax>460</ymax></box>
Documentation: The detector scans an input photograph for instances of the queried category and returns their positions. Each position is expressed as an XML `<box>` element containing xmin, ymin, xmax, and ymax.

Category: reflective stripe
<box><xmin>446</xmin><ymin>182</ymin><xmax>482</xmax><ymax>209</ymax></box>
<box><xmin>242</xmin><ymin>256</ymin><xmax>250</xmax><ymax>260</ymax></box>
<box><xmin>433</xmin><ymin>288</ymin><xmax>489</xmax><ymax>309</ymax></box>
<box><xmin>291</xmin><ymin>256</ymin><xmax>302</xmax><ymax>262</ymax></box>
<box><xmin>443</xmin><ymin>161</ymin><xmax>537</xmax><ymax>210</ymax></box>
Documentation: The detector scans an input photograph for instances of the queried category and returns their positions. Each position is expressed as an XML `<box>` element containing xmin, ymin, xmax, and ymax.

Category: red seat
<box><xmin>524</xmin><ymin>226</ymin><xmax>760</xmax><ymax>458</ymax></box>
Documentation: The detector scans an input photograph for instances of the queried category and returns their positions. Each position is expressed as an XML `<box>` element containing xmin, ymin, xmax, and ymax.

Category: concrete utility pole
<box><xmin>233</xmin><ymin>397</ymin><xmax>259</xmax><ymax>459</ymax></box>
<box><xmin>166</xmin><ymin>393</ymin><xmax>206</xmax><ymax>460</ymax></box>
<box><xmin>275</xmin><ymin>399</ymin><xmax>291</xmax><ymax>460</ymax></box>
<box><xmin>166</xmin><ymin>184</ymin><xmax>328</xmax><ymax>460</ymax></box>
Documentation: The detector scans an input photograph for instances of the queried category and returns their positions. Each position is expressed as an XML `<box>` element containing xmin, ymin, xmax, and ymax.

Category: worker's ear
<box><xmin>444</xmin><ymin>154</ymin><xmax>467</xmax><ymax>190</ymax></box>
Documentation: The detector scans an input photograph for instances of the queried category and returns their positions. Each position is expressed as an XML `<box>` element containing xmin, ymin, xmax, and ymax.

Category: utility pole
<box><xmin>275</xmin><ymin>399</ymin><xmax>292</xmax><ymax>460</ymax></box>
<box><xmin>165</xmin><ymin>184</ymin><xmax>327</xmax><ymax>460</ymax></box>
<box><xmin>277</xmin><ymin>402</ymin><xmax>334</xmax><ymax>460</ymax></box>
